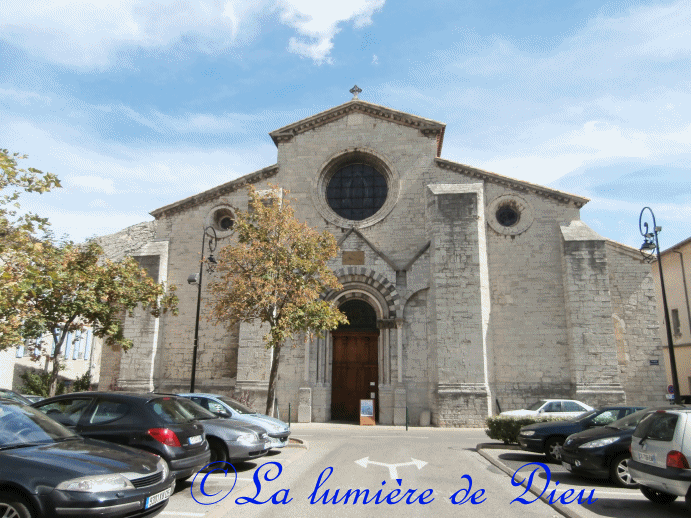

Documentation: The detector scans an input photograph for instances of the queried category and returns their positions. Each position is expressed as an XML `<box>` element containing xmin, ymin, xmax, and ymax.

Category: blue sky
<box><xmin>1</xmin><ymin>0</ymin><xmax>689</xmax><ymax>250</ymax></box>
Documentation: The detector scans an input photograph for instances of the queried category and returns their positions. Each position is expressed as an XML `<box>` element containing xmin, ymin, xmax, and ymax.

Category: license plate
<box><xmin>145</xmin><ymin>487</ymin><xmax>173</xmax><ymax>509</ymax></box>
<box><xmin>638</xmin><ymin>452</ymin><xmax>655</xmax><ymax>463</ymax></box>
<box><xmin>188</xmin><ymin>435</ymin><xmax>202</xmax><ymax>445</ymax></box>
<box><xmin>562</xmin><ymin>462</ymin><xmax>572</xmax><ymax>472</ymax></box>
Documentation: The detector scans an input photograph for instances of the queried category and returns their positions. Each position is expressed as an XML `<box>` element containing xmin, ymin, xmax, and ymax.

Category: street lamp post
<box><xmin>188</xmin><ymin>226</ymin><xmax>218</xmax><ymax>393</ymax></box>
<box><xmin>639</xmin><ymin>207</ymin><xmax>681</xmax><ymax>404</ymax></box>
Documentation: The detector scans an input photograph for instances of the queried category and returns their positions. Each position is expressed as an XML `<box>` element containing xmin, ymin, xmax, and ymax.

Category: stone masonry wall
<box><xmin>606</xmin><ymin>242</ymin><xmax>668</xmax><ymax>405</ymax></box>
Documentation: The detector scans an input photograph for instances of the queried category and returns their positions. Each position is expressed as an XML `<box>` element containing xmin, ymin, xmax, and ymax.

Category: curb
<box><xmin>476</xmin><ymin>443</ymin><xmax>584</xmax><ymax>518</ymax></box>
<box><xmin>285</xmin><ymin>437</ymin><xmax>308</xmax><ymax>450</ymax></box>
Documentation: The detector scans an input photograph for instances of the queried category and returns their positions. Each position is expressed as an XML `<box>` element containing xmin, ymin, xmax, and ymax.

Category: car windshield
<box><xmin>217</xmin><ymin>397</ymin><xmax>256</xmax><ymax>414</ymax></box>
<box><xmin>0</xmin><ymin>401</ymin><xmax>78</xmax><ymax>448</ymax></box>
<box><xmin>0</xmin><ymin>390</ymin><xmax>32</xmax><ymax>405</ymax></box>
<box><xmin>607</xmin><ymin>408</ymin><xmax>650</xmax><ymax>430</ymax></box>
<box><xmin>526</xmin><ymin>400</ymin><xmax>547</xmax><ymax>411</ymax></box>
<box><xmin>173</xmin><ymin>397</ymin><xmax>219</xmax><ymax>420</ymax></box>
<box><xmin>572</xmin><ymin>409</ymin><xmax>599</xmax><ymax>423</ymax></box>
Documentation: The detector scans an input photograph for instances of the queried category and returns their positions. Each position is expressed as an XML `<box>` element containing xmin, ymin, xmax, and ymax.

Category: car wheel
<box><xmin>609</xmin><ymin>454</ymin><xmax>638</xmax><ymax>488</ymax></box>
<box><xmin>640</xmin><ymin>486</ymin><xmax>678</xmax><ymax>505</ymax></box>
<box><xmin>0</xmin><ymin>491</ymin><xmax>34</xmax><ymax>518</ymax></box>
<box><xmin>205</xmin><ymin>438</ymin><xmax>228</xmax><ymax>471</ymax></box>
<box><xmin>544</xmin><ymin>437</ymin><xmax>564</xmax><ymax>463</ymax></box>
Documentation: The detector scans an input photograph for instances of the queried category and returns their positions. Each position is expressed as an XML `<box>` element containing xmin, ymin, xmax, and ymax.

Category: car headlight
<box><xmin>580</xmin><ymin>437</ymin><xmax>620</xmax><ymax>449</ymax></box>
<box><xmin>56</xmin><ymin>474</ymin><xmax>135</xmax><ymax>492</ymax></box>
<box><xmin>157</xmin><ymin>458</ymin><xmax>169</xmax><ymax>480</ymax></box>
<box><xmin>520</xmin><ymin>431</ymin><xmax>536</xmax><ymax>437</ymax></box>
<box><xmin>237</xmin><ymin>433</ymin><xmax>258</xmax><ymax>444</ymax></box>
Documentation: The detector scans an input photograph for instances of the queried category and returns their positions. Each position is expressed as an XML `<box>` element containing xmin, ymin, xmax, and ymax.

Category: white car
<box><xmin>629</xmin><ymin>408</ymin><xmax>691</xmax><ymax>508</ymax></box>
<box><xmin>500</xmin><ymin>399</ymin><xmax>593</xmax><ymax>419</ymax></box>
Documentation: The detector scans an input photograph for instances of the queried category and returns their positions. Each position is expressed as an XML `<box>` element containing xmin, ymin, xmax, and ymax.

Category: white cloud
<box><xmin>0</xmin><ymin>0</ymin><xmax>385</xmax><ymax>66</ymax></box>
<box><xmin>68</xmin><ymin>175</ymin><xmax>115</xmax><ymax>194</ymax></box>
<box><xmin>0</xmin><ymin>88</ymin><xmax>52</xmax><ymax>106</ymax></box>
<box><xmin>279</xmin><ymin>0</ymin><xmax>384</xmax><ymax>63</ymax></box>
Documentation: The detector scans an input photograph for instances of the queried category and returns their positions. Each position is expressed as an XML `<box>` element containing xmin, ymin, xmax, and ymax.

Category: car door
<box><xmin>77</xmin><ymin>397</ymin><xmax>133</xmax><ymax>446</ymax></box>
<box><xmin>35</xmin><ymin>397</ymin><xmax>94</xmax><ymax>430</ymax></box>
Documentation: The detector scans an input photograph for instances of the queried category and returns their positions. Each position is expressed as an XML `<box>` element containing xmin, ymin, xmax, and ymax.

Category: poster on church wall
<box><xmin>360</xmin><ymin>399</ymin><xmax>374</xmax><ymax>426</ymax></box>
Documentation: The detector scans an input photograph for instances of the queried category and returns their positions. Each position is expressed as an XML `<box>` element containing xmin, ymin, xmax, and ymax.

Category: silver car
<box><xmin>174</xmin><ymin>397</ymin><xmax>271</xmax><ymax>467</ymax></box>
<box><xmin>179</xmin><ymin>393</ymin><xmax>291</xmax><ymax>449</ymax></box>
<box><xmin>629</xmin><ymin>408</ymin><xmax>691</xmax><ymax>508</ymax></box>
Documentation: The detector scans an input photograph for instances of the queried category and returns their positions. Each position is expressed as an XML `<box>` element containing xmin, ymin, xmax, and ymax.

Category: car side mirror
<box><xmin>537</xmin><ymin>408</ymin><xmax>544</xmax><ymax>414</ymax></box>
<box><xmin>216</xmin><ymin>410</ymin><xmax>231</xmax><ymax>418</ymax></box>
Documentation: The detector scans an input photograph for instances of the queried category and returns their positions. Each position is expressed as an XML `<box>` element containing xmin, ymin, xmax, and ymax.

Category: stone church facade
<box><xmin>98</xmin><ymin>97</ymin><xmax>668</xmax><ymax>426</ymax></box>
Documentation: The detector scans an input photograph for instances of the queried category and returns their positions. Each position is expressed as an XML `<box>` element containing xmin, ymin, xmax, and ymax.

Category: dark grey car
<box><xmin>174</xmin><ymin>397</ymin><xmax>270</xmax><ymax>466</ymax></box>
<box><xmin>0</xmin><ymin>399</ymin><xmax>175</xmax><ymax>518</ymax></box>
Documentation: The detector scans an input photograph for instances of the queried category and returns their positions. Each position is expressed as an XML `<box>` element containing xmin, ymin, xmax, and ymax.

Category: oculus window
<box><xmin>326</xmin><ymin>163</ymin><xmax>388</xmax><ymax>221</ymax></box>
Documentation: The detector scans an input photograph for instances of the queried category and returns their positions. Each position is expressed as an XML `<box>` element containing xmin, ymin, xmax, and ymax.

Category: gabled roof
<box><xmin>269</xmin><ymin>99</ymin><xmax>447</xmax><ymax>157</ymax></box>
<box><xmin>150</xmin><ymin>164</ymin><xmax>279</xmax><ymax>219</ymax></box>
<box><xmin>435</xmin><ymin>157</ymin><xmax>590</xmax><ymax>208</ymax></box>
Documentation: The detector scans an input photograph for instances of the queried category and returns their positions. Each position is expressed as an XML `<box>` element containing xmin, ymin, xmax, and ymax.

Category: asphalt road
<box><xmin>157</xmin><ymin>424</ymin><xmax>690</xmax><ymax>518</ymax></box>
<box><xmin>161</xmin><ymin>425</ymin><xmax>561</xmax><ymax>518</ymax></box>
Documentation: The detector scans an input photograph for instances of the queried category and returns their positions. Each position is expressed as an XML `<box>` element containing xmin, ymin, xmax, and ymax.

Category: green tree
<box><xmin>208</xmin><ymin>186</ymin><xmax>347</xmax><ymax>415</ymax></box>
<box><xmin>5</xmin><ymin>240</ymin><xmax>179</xmax><ymax>396</ymax></box>
<box><xmin>0</xmin><ymin>149</ymin><xmax>61</xmax><ymax>347</ymax></box>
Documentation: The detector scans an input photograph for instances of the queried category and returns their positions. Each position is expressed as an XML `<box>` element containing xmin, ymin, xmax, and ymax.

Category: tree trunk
<box><xmin>265</xmin><ymin>345</ymin><xmax>281</xmax><ymax>416</ymax></box>
<box><xmin>49</xmin><ymin>333</ymin><xmax>65</xmax><ymax>397</ymax></box>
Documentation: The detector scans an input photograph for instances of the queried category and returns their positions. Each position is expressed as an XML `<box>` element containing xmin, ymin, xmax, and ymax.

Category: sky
<box><xmin>1</xmin><ymin>0</ymin><xmax>689</xmax><ymax>251</ymax></box>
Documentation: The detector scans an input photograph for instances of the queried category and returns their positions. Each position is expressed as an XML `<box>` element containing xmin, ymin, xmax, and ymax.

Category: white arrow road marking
<box><xmin>354</xmin><ymin>457</ymin><xmax>428</xmax><ymax>479</ymax></box>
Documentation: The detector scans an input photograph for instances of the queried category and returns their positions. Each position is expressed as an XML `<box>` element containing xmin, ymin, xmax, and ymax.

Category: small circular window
<box><xmin>211</xmin><ymin>208</ymin><xmax>235</xmax><ymax>232</ymax></box>
<box><xmin>496</xmin><ymin>205</ymin><xmax>519</xmax><ymax>227</ymax></box>
<box><xmin>486</xmin><ymin>194</ymin><xmax>534</xmax><ymax>236</ymax></box>
<box><xmin>326</xmin><ymin>163</ymin><xmax>388</xmax><ymax>221</ymax></box>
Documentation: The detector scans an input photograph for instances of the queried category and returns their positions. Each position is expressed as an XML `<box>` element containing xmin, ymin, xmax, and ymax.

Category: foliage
<box><xmin>20</xmin><ymin>369</ymin><xmax>66</xmax><ymax>397</ymax></box>
<box><xmin>485</xmin><ymin>415</ymin><xmax>568</xmax><ymax>444</ymax></box>
<box><xmin>72</xmin><ymin>370</ymin><xmax>93</xmax><ymax>392</ymax></box>
<box><xmin>0</xmin><ymin>149</ymin><xmax>61</xmax><ymax>347</ymax></box>
<box><xmin>2</xmin><ymin>240</ymin><xmax>179</xmax><ymax>396</ymax></box>
<box><xmin>208</xmin><ymin>185</ymin><xmax>347</xmax><ymax>414</ymax></box>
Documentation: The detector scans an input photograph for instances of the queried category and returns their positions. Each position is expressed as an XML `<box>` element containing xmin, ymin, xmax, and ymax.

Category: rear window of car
<box><xmin>633</xmin><ymin>412</ymin><xmax>679</xmax><ymax>442</ymax></box>
<box><xmin>562</xmin><ymin>401</ymin><xmax>585</xmax><ymax>412</ymax></box>
<box><xmin>217</xmin><ymin>397</ymin><xmax>255</xmax><ymax>414</ymax></box>
<box><xmin>148</xmin><ymin>398</ymin><xmax>196</xmax><ymax>424</ymax></box>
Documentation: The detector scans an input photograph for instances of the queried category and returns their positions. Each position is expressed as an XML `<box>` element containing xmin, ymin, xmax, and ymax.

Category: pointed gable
<box><xmin>269</xmin><ymin>99</ymin><xmax>446</xmax><ymax>157</ymax></box>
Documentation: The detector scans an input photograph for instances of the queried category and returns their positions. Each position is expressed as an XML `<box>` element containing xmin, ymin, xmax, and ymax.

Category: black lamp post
<box><xmin>639</xmin><ymin>207</ymin><xmax>680</xmax><ymax>404</ymax></box>
<box><xmin>188</xmin><ymin>226</ymin><xmax>218</xmax><ymax>393</ymax></box>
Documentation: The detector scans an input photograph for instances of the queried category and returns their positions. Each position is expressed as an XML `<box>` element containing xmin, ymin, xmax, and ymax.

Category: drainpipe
<box><xmin>672</xmin><ymin>249</ymin><xmax>691</xmax><ymax>340</ymax></box>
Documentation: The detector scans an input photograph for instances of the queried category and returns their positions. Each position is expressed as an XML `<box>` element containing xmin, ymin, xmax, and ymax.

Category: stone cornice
<box><xmin>434</xmin><ymin>158</ymin><xmax>590</xmax><ymax>208</ymax></box>
<box><xmin>150</xmin><ymin>164</ymin><xmax>279</xmax><ymax>219</ymax></box>
<box><xmin>269</xmin><ymin>100</ymin><xmax>447</xmax><ymax>157</ymax></box>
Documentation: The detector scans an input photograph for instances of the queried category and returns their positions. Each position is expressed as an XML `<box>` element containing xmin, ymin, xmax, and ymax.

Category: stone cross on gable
<box><xmin>350</xmin><ymin>85</ymin><xmax>362</xmax><ymax>99</ymax></box>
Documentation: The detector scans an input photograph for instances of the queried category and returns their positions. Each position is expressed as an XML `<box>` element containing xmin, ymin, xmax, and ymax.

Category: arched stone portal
<box><xmin>331</xmin><ymin>299</ymin><xmax>379</xmax><ymax>421</ymax></box>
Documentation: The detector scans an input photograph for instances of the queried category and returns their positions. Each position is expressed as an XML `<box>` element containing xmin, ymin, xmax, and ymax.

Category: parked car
<box><xmin>32</xmin><ymin>392</ymin><xmax>211</xmax><ymax>481</ymax></box>
<box><xmin>0</xmin><ymin>388</ymin><xmax>32</xmax><ymax>405</ymax></box>
<box><xmin>560</xmin><ymin>407</ymin><xmax>679</xmax><ymax>487</ymax></box>
<box><xmin>500</xmin><ymin>399</ymin><xmax>594</xmax><ymax>419</ymax></box>
<box><xmin>173</xmin><ymin>397</ymin><xmax>271</xmax><ymax>466</ymax></box>
<box><xmin>179</xmin><ymin>393</ymin><xmax>291</xmax><ymax>449</ymax></box>
<box><xmin>0</xmin><ymin>398</ymin><xmax>175</xmax><ymax>518</ymax></box>
<box><xmin>518</xmin><ymin>405</ymin><xmax>646</xmax><ymax>463</ymax></box>
<box><xmin>629</xmin><ymin>407</ymin><xmax>691</xmax><ymax>508</ymax></box>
